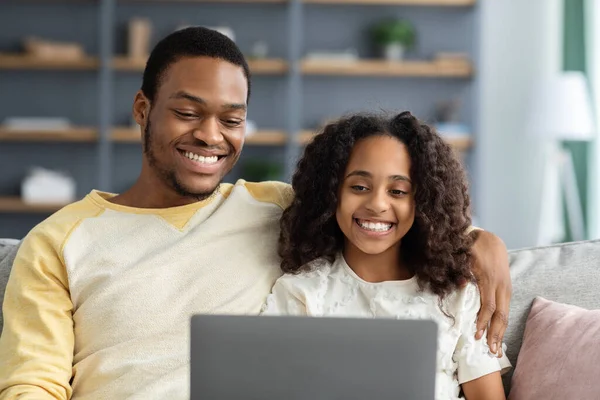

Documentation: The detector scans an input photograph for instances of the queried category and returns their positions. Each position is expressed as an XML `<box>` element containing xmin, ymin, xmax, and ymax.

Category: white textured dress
<box><xmin>261</xmin><ymin>253</ymin><xmax>511</xmax><ymax>400</ymax></box>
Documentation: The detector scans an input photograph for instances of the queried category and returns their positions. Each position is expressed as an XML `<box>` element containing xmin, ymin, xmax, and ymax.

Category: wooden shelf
<box><xmin>0</xmin><ymin>127</ymin><xmax>97</xmax><ymax>142</ymax></box>
<box><xmin>113</xmin><ymin>56</ymin><xmax>288</xmax><ymax>74</ymax></box>
<box><xmin>0</xmin><ymin>54</ymin><xmax>98</xmax><ymax>70</ymax></box>
<box><xmin>299</xmin><ymin>130</ymin><xmax>473</xmax><ymax>149</ymax></box>
<box><xmin>245</xmin><ymin>130</ymin><xmax>287</xmax><ymax>145</ymax></box>
<box><xmin>444</xmin><ymin>136</ymin><xmax>473</xmax><ymax>151</ymax></box>
<box><xmin>111</xmin><ymin>128</ymin><xmax>291</xmax><ymax>145</ymax></box>
<box><xmin>301</xmin><ymin>59</ymin><xmax>473</xmax><ymax>77</ymax></box>
<box><xmin>247</xmin><ymin>59</ymin><xmax>289</xmax><ymax>74</ymax></box>
<box><xmin>121</xmin><ymin>0</ymin><xmax>286</xmax><ymax>3</ymax></box>
<box><xmin>303</xmin><ymin>0</ymin><xmax>475</xmax><ymax>5</ymax></box>
<box><xmin>111</xmin><ymin>127</ymin><xmax>141</xmax><ymax>142</ymax></box>
<box><xmin>0</xmin><ymin>126</ymin><xmax>473</xmax><ymax>150</ymax></box>
<box><xmin>0</xmin><ymin>197</ymin><xmax>68</xmax><ymax>213</ymax></box>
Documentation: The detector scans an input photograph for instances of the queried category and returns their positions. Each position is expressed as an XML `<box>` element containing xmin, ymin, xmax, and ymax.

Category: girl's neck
<box><xmin>342</xmin><ymin>242</ymin><xmax>412</xmax><ymax>283</ymax></box>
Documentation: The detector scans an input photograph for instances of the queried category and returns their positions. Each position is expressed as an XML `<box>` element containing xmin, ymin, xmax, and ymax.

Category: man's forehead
<box><xmin>158</xmin><ymin>58</ymin><xmax>247</xmax><ymax>101</ymax></box>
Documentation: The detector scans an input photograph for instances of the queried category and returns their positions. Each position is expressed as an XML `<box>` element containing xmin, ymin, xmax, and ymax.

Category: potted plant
<box><xmin>370</xmin><ymin>19</ymin><xmax>416</xmax><ymax>61</ymax></box>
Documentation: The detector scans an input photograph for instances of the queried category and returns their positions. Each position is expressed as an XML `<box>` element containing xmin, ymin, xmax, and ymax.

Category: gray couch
<box><xmin>0</xmin><ymin>237</ymin><xmax>599</xmax><ymax>395</ymax></box>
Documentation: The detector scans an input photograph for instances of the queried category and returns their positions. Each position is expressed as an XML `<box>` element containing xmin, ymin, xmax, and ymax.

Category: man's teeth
<box><xmin>357</xmin><ymin>219</ymin><xmax>393</xmax><ymax>232</ymax></box>
<box><xmin>184</xmin><ymin>151</ymin><xmax>219</xmax><ymax>164</ymax></box>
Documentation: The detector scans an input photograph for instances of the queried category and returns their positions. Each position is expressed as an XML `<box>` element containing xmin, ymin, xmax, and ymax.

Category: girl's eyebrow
<box><xmin>346</xmin><ymin>170</ymin><xmax>371</xmax><ymax>179</ymax></box>
<box><xmin>390</xmin><ymin>175</ymin><xmax>412</xmax><ymax>183</ymax></box>
<box><xmin>346</xmin><ymin>170</ymin><xmax>411</xmax><ymax>183</ymax></box>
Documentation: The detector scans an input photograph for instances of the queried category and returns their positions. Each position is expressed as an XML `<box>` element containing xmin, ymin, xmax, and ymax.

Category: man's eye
<box><xmin>175</xmin><ymin>111</ymin><xmax>196</xmax><ymax>119</ymax></box>
<box><xmin>224</xmin><ymin>119</ymin><xmax>242</xmax><ymax>127</ymax></box>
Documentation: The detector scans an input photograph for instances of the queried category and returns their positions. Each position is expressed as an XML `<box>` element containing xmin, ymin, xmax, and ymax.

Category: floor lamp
<box><xmin>527</xmin><ymin>71</ymin><xmax>595</xmax><ymax>245</ymax></box>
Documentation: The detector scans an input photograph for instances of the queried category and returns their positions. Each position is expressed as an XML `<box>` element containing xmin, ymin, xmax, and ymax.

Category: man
<box><xmin>0</xmin><ymin>27</ymin><xmax>511</xmax><ymax>399</ymax></box>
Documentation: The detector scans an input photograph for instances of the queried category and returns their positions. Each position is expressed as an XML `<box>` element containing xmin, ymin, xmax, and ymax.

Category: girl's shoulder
<box><xmin>273</xmin><ymin>256</ymin><xmax>337</xmax><ymax>291</ymax></box>
<box><xmin>440</xmin><ymin>281</ymin><xmax>482</xmax><ymax>322</ymax></box>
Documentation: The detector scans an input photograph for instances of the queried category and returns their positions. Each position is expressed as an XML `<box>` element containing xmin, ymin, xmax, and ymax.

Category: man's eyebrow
<box><xmin>169</xmin><ymin>91</ymin><xmax>246</xmax><ymax>111</ymax></box>
<box><xmin>224</xmin><ymin>103</ymin><xmax>247</xmax><ymax>111</ymax></box>
<box><xmin>169</xmin><ymin>91</ymin><xmax>206</xmax><ymax>104</ymax></box>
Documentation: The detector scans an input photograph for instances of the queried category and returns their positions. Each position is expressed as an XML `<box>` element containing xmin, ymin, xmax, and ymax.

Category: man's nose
<box><xmin>192</xmin><ymin>117</ymin><xmax>224</xmax><ymax>146</ymax></box>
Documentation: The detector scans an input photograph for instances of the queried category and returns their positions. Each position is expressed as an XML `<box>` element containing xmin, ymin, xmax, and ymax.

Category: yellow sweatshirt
<box><xmin>0</xmin><ymin>180</ymin><xmax>293</xmax><ymax>400</ymax></box>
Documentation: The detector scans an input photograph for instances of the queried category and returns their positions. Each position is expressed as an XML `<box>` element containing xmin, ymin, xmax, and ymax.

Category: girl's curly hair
<box><xmin>278</xmin><ymin>111</ymin><xmax>474</xmax><ymax>300</ymax></box>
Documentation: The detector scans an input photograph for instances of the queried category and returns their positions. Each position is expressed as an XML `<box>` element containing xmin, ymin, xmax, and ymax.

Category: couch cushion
<box><xmin>0</xmin><ymin>239</ymin><xmax>20</xmax><ymax>334</ymax></box>
<box><xmin>507</xmin><ymin>297</ymin><xmax>600</xmax><ymax>400</ymax></box>
<box><xmin>504</xmin><ymin>239</ymin><xmax>600</xmax><ymax>391</ymax></box>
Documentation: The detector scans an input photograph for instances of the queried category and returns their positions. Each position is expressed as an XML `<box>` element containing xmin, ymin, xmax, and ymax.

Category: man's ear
<box><xmin>133</xmin><ymin>90</ymin><xmax>151</xmax><ymax>128</ymax></box>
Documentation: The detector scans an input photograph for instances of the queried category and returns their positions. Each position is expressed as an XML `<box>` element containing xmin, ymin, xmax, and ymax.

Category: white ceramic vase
<box><xmin>383</xmin><ymin>43</ymin><xmax>405</xmax><ymax>61</ymax></box>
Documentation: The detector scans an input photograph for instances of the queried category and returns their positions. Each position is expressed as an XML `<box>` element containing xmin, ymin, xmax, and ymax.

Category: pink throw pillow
<box><xmin>508</xmin><ymin>296</ymin><xmax>600</xmax><ymax>399</ymax></box>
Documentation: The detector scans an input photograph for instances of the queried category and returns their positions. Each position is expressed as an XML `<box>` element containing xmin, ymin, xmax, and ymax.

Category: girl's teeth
<box><xmin>185</xmin><ymin>151</ymin><xmax>218</xmax><ymax>164</ymax></box>
<box><xmin>357</xmin><ymin>219</ymin><xmax>392</xmax><ymax>232</ymax></box>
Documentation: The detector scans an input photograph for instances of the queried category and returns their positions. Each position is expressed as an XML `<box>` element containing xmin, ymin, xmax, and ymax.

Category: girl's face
<box><xmin>336</xmin><ymin>135</ymin><xmax>415</xmax><ymax>257</ymax></box>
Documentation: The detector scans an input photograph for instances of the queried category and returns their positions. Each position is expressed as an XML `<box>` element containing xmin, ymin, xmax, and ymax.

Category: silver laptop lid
<box><xmin>191</xmin><ymin>314</ymin><xmax>437</xmax><ymax>400</ymax></box>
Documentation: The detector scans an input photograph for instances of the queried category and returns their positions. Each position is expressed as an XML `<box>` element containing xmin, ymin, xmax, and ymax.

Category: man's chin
<box><xmin>172</xmin><ymin>178</ymin><xmax>222</xmax><ymax>201</ymax></box>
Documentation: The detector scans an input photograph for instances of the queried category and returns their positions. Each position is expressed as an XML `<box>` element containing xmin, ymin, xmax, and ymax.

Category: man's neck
<box><xmin>109</xmin><ymin>177</ymin><xmax>213</xmax><ymax>209</ymax></box>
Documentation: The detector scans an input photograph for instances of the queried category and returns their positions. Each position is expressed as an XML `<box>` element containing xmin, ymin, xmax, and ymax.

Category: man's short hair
<box><xmin>141</xmin><ymin>26</ymin><xmax>251</xmax><ymax>103</ymax></box>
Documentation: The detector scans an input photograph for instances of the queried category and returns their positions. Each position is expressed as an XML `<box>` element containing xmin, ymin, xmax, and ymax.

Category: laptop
<box><xmin>190</xmin><ymin>314</ymin><xmax>438</xmax><ymax>400</ymax></box>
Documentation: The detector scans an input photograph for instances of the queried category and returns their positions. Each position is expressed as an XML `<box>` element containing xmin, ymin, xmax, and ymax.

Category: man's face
<box><xmin>134</xmin><ymin>56</ymin><xmax>248</xmax><ymax>200</ymax></box>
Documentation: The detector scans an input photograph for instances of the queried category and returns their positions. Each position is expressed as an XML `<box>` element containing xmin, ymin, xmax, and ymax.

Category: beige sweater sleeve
<box><xmin>0</xmin><ymin>200</ymin><xmax>102</xmax><ymax>400</ymax></box>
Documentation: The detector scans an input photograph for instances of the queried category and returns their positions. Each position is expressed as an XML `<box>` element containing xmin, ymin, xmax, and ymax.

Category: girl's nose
<box><xmin>365</xmin><ymin>189</ymin><xmax>390</xmax><ymax>214</ymax></box>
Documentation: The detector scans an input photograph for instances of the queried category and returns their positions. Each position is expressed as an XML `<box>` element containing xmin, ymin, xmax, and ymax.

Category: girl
<box><xmin>261</xmin><ymin>111</ymin><xmax>511</xmax><ymax>400</ymax></box>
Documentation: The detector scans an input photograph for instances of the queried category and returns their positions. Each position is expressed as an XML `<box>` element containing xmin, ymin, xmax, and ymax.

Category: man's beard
<box><xmin>143</xmin><ymin>121</ymin><xmax>219</xmax><ymax>201</ymax></box>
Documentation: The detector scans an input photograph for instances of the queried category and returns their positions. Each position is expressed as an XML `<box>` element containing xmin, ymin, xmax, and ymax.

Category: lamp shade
<box><xmin>526</xmin><ymin>71</ymin><xmax>595</xmax><ymax>140</ymax></box>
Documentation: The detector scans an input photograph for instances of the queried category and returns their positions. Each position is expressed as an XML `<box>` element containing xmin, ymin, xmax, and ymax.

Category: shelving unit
<box><xmin>0</xmin><ymin>54</ymin><xmax>98</xmax><ymax>70</ymax></box>
<box><xmin>0</xmin><ymin>126</ymin><xmax>473</xmax><ymax>150</ymax></box>
<box><xmin>0</xmin><ymin>0</ymin><xmax>479</xmax><ymax>237</ymax></box>
<box><xmin>121</xmin><ymin>0</ymin><xmax>287</xmax><ymax>3</ymax></box>
<box><xmin>0</xmin><ymin>197</ymin><xmax>68</xmax><ymax>214</ymax></box>
<box><xmin>300</xmin><ymin>59</ymin><xmax>473</xmax><ymax>77</ymax></box>
<box><xmin>113</xmin><ymin>56</ymin><xmax>289</xmax><ymax>74</ymax></box>
<box><xmin>111</xmin><ymin>127</ymin><xmax>296</xmax><ymax>145</ymax></box>
<box><xmin>302</xmin><ymin>0</ymin><xmax>475</xmax><ymax>5</ymax></box>
<box><xmin>0</xmin><ymin>127</ymin><xmax>97</xmax><ymax>142</ymax></box>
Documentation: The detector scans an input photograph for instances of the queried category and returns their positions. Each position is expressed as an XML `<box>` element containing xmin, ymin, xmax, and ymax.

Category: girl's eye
<box><xmin>390</xmin><ymin>189</ymin><xmax>408</xmax><ymax>196</ymax></box>
<box><xmin>351</xmin><ymin>185</ymin><xmax>368</xmax><ymax>192</ymax></box>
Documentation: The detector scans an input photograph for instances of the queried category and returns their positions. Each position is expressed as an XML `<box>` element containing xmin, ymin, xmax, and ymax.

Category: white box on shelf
<box><xmin>21</xmin><ymin>167</ymin><xmax>76</xmax><ymax>205</ymax></box>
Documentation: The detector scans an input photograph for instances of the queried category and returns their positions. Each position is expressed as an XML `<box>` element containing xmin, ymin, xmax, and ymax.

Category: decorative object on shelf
<box><xmin>23</xmin><ymin>37</ymin><xmax>85</xmax><ymax>61</ymax></box>
<box><xmin>305</xmin><ymin>48</ymin><xmax>359</xmax><ymax>63</ymax></box>
<box><xmin>370</xmin><ymin>18</ymin><xmax>415</xmax><ymax>61</ymax></box>
<box><xmin>21</xmin><ymin>167</ymin><xmax>76</xmax><ymax>205</ymax></box>
<box><xmin>128</xmin><ymin>18</ymin><xmax>152</xmax><ymax>60</ymax></box>
<box><xmin>250</xmin><ymin>41</ymin><xmax>269</xmax><ymax>59</ymax></box>
<box><xmin>2</xmin><ymin>117</ymin><xmax>71</xmax><ymax>132</ymax></box>
<box><xmin>433</xmin><ymin>99</ymin><xmax>470</xmax><ymax>137</ymax></box>
<box><xmin>207</xmin><ymin>26</ymin><xmax>235</xmax><ymax>42</ymax></box>
<box><xmin>245</xmin><ymin>120</ymin><xmax>258</xmax><ymax>136</ymax></box>
<box><xmin>176</xmin><ymin>24</ymin><xmax>235</xmax><ymax>42</ymax></box>
<box><xmin>240</xmin><ymin>159</ymin><xmax>283</xmax><ymax>182</ymax></box>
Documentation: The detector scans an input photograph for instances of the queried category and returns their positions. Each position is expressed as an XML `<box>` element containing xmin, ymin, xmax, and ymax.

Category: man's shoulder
<box><xmin>23</xmin><ymin>193</ymin><xmax>105</xmax><ymax>248</ymax></box>
<box><xmin>230</xmin><ymin>179</ymin><xmax>294</xmax><ymax>210</ymax></box>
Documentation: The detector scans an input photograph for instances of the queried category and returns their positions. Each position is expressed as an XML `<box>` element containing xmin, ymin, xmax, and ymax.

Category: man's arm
<box><xmin>0</xmin><ymin>228</ymin><xmax>75</xmax><ymax>399</ymax></box>
<box><xmin>469</xmin><ymin>229</ymin><xmax>512</xmax><ymax>358</ymax></box>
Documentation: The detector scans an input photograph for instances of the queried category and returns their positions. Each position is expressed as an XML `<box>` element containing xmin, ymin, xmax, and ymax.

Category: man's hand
<box><xmin>470</xmin><ymin>230</ymin><xmax>512</xmax><ymax>358</ymax></box>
